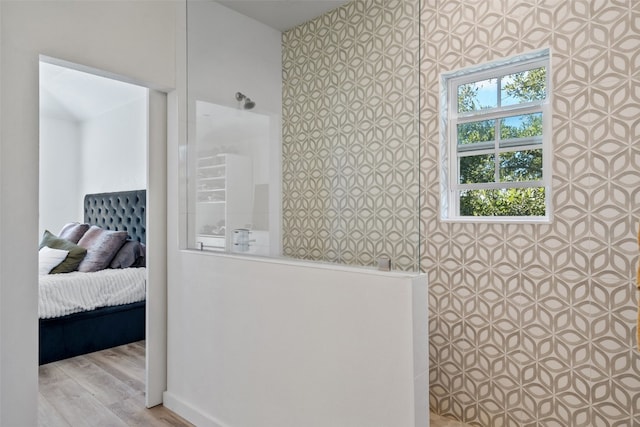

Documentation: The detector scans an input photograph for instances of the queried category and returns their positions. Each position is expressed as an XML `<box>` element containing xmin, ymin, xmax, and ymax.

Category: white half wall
<box><xmin>164</xmin><ymin>254</ymin><xmax>428</xmax><ymax>427</ymax></box>
<box><xmin>169</xmin><ymin>4</ymin><xmax>433</xmax><ymax>425</ymax></box>
<box><xmin>39</xmin><ymin>116</ymin><xmax>81</xmax><ymax>237</ymax></box>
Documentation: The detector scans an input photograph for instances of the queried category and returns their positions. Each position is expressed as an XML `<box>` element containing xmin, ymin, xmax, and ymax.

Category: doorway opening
<box><xmin>38</xmin><ymin>57</ymin><xmax>167</xmax><ymax>417</ymax></box>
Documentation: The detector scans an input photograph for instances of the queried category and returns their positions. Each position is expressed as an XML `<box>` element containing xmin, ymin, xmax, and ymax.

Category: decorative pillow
<box><xmin>77</xmin><ymin>226</ymin><xmax>128</xmax><ymax>272</ymax></box>
<box><xmin>133</xmin><ymin>243</ymin><xmax>146</xmax><ymax>268</ymax></box>
<box><xmin>39</xmin><ymin>230</ymin><xmax>88</xmax><ymax>274</ymax></box>
<box><xmin>38</xmin><ymin>246</ymin><xmax>69</xmax><ymax>276</ymax></box>
<box><xmin>109</xmin><ymin>240</ymin><xmax>145</xmax><ymax>269</ymax></box>
<box><xmin>58</xmin><ymin>222</ymin><xmax>90</xmax><ymax>244</ymax></box>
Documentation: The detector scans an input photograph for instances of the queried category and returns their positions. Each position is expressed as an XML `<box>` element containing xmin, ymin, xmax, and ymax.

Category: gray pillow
<box><xmin>109</xmin><ymin>240</ymin><xmax>145</xmax><ymax>269</ymax></box>
<box><xmin>39</xmin><ymin>230</ymin><xmax>87</xmax><ymax>274</ymax></box>
<box><xmin>77</xmin><ymin>226</ymin><xmax>128</xmax><ymax>272</ymax></box>
<box><xmin>133</xmin><ymin>243</ymin><xmax>146</xmax><ymax>267</ymax></box>
<box><xmin>58</xmin><ymin>222</ymin><xmax>90</xmax><ymax>244</ymax></box>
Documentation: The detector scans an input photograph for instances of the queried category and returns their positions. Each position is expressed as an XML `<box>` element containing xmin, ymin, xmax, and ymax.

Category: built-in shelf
<box><xmin>195</xmin><ymin>153</ymin><xmax>252</xmax><ymax>252</ymax></box>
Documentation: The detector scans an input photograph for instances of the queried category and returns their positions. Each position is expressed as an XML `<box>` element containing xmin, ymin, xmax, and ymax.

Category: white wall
<box><xmin>186</xmin><ymin>2</ymin><xmax>282</xmax><ymax>109</ymax></box>
<box><xmin>80</xmin><ymin>96</ymin><xmax>147</xmax><ymax>198</ymax></box>
<box><xmin>164</xmin><ymin>254</ymin><xmax>428</xmax><ymax>427</ymax></box>
<box><xmin>0</xmin><ymin>1</ymin><xmax>176</xmax><ymax>425</ymax></box>
<box><xmin>39</xmin><ymin>116</ymin><xmax>81</xmax><ymax>236</ymax></box>
<box><xmin>39</xmin><ymin>96</ymin><xmax>147</xmax><ymax>236</ymax></box>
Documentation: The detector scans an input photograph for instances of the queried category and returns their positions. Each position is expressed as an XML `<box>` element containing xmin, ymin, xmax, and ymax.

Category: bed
<box><xmin>38</xmin><ymin>190</ymin><xmax>147</xmax><ymax>365</ymax></box>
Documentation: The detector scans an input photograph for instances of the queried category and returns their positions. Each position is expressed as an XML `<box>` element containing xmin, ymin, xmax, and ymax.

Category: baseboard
<box><xmin>163</xmin><ymin>391</ymin><xmax>229</xmax><ymax>427</ymax></box>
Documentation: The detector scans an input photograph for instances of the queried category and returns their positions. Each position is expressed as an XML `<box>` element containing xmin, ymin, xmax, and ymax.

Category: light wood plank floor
<box><xmin>40</xmin><ymin>341</ymin><xmax>472</xmax><ymax>427</ymax></box>
<box><xmin>39</xmin><ymin>341</ymin><xmax>193</xmax><ymax>427</ymax></box>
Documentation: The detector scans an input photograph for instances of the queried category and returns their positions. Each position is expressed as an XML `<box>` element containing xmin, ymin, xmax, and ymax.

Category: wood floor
<box><xmin>38</xmin><ymin>341</ymin><xmax>193</xmax><ymax>427</ymax></box>
<box><xmin>39</xmin><ymin>342</ymin><xmax>472</xmax><ymax>427</ymax></box>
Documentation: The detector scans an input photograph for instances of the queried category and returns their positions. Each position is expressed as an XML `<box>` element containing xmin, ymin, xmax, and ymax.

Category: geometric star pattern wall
<box><xmin>283</xmin><ymin>0</ymin><xmax>639</xmax><ymax>425</ymax></box>
<box><xmin>282</xmin><ymin>0</ymin><xmax>421</xmax><ymax>271</ymax></box>
<box><xmin>421</xmin><ymin>0</ymin><xmax>640</xmax><ymax>425</ymax></box>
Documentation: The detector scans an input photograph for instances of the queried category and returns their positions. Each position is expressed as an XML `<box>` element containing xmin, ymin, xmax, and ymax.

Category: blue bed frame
<box><xmin>39</xmin><ymin>190</ymin><xmax>146</xmax><ymax>365</ymax></box>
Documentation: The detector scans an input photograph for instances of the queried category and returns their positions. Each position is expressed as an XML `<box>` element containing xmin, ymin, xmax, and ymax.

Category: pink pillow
<box><xmin>77</xmin><ymin>226</ymin><xmax>128</xmax><ymax>272</ymax></box>
<box><xmin>58</xmin><ymin>222</ymin><xmax>90</xmax><ymax>244</ymax></box>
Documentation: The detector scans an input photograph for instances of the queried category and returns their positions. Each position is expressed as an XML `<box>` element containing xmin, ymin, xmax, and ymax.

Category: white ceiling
<box><xmin>39</xmin><ymin>61</ymin><xmax>147</xmax><ymax>122</ymax></box>
<box><xmin>217</xmin><ymin>0</ymin><xmax>350</xmax><ymax>32</ymax></box>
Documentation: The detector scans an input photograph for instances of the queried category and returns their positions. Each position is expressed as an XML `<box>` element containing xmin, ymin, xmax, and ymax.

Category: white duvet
<box><xmin>39</xmin><ymin>267</ymin><xmax>146</xmax><ymax>319</ymax></box>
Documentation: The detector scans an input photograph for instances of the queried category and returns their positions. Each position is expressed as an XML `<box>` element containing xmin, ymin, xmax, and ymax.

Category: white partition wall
<box><xmin>164</xmin><ymin>254</ymin><xmax>428</xmax><ymax>427</ymax></box>
<box><xmin>169</xmin><ymin>2</ymin><xmax>428</xmax><ymax>426</ymax></box>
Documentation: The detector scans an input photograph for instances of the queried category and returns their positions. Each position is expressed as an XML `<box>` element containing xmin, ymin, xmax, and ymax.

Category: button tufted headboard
<box><xmin>84</xmin><ymin>190</ymin><xmax>146</xmax><ymax>244</ymax></box>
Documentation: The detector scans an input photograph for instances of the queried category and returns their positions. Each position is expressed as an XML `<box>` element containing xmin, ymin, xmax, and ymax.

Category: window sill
<box><xmin>441</xmin><ymin>216</ymin><xmax>552</xmax><ymax>224</ymax></box>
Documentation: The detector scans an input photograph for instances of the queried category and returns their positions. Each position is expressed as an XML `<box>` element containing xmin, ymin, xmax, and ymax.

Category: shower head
<box><xmin>235</xmin><ymin>92</ymin><xmax>256</xmax><ymax>110</ymax></box>
<box><xmin>243</xmin><ymin>98</ymin><xmax>255</xmax><ymax>110</ymax></box>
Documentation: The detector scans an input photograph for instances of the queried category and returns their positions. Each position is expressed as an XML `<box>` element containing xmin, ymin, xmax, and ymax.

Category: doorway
<box><xmin>38</xmin><ymin>56</ymin><xmax>167</xmax><ymax>408</ymax></box>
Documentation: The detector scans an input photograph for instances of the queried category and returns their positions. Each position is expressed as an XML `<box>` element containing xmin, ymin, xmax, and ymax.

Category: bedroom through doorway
<box><xmin>38</xmin><ymin>57</ymin><xmax>166</xmax><ymax>414</ymax></box>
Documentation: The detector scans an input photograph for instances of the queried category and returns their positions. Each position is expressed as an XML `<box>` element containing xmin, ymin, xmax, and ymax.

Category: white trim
<box><xmin>441</xmin><ymin>216</ymin><xmax>551</xmax><ymax>224</ymax></box>
<box><xmin>457</xmin><ymin>181</ymin><xmax>545</xmax><ymax>191</ymax></box>
<box><xmin>145</xmin><ymin>89</ymin><xmax>168</xmax><ymax>408</ymax></box>
<box><xmin>442</xmin><ymin>48</ymin><xmax>550</xmax><ymax>83</ymax></box>
<box><xmin>163</xmin><ymin>391</ymin><xmax>229</xmax><ymax>427</ymax></box>
<box><xmin>455</xmin><ymin>104</ymin><xmax>544</xmax><ymax>123</ymax></box>
<box><xmin>179</xmin><ymin>249</ymin><xmax>424</xmax><ymax>278</ymax></box>
<box><xmin>458</xmin><ymin>141</ymin><xmax>542</xmax><ymax>155</ymax></box>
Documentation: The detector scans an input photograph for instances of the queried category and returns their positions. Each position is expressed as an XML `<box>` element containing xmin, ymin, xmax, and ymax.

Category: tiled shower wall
<box><xmin>281</xmin><ymin>0</ymin><xmax>421</xmax><ymax>271</ymax></box>
<box><xmin>421</xmin><ymin>0</ymin><xmax>640</xmax><ymax>426</ymax></box>
<box><xmin>283</xmin><ymin>0</ymin><xmax>639</xmax><ymax>425</ymax></box>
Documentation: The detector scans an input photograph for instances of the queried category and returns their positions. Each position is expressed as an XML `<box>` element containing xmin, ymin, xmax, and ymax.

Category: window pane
<box><xmin>459</xmin><ymin>187</ymin><xmax>546</xmax><ymax>217</ymax></box>
<box><xmin>499</xmin><ymin>149</ymin><xmax>543</xmax><ymax>182</ymax></box>
<box><xmin>500</xmin><ymin>112</ymin><xmax>543</xmax><ymax>140</ymax></box>
<box><xmin>457</xmin><ymin>78</ymin><xmax>497</xmax><ymax>112</ymax></box>
<box><xmin>459</xmin><ymin>154</ymin><xmax>495</xmax><ymax>184</ymax></box>
<box><xmin>457</xmin><ymin>119</ymin><xmax>495</xmax><ymax>146</ymax></box>
<box><xmin>501</xmin><ymin>66</ymin><xmax>546</xmax><ymax>106</ymax></box>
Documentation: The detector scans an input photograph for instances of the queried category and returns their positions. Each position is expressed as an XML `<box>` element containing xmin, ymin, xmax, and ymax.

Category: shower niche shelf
<box><xmin>195</xmin><ymin>153</ymin><xmax>252</xmax><ymax>251</ymax></box>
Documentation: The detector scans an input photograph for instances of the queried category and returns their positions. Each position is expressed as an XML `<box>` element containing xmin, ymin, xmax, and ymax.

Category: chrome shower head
<box><xmin>235</xmin><ymin>92</ymin><xmax>256</xmax><ymax>110</ymax></box>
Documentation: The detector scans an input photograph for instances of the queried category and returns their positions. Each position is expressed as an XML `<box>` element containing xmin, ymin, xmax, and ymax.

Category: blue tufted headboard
<box><xmin>83</xmin><ymin>190</ymin><xmax>146</xmax><ymax>244</ymax></box>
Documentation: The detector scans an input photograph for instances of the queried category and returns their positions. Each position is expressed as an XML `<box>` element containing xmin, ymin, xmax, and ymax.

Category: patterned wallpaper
<box><xmin>421</xmin><ymin>0</ymin><xmax>640</xmax><ymax>426</ymax></box>
<box><xmin>281</xmin><ymin>0</ymin><xmax>421</xmax><ymax>271</ymax></box>
<box><xmin>284</xmin><ymin>0</ymin><xmax>639</xmax><ymax>425</ymax></box>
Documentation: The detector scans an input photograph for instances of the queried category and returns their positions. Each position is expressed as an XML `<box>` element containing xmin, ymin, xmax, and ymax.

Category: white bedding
<box><xmin>39</xmin><ymin>267</ymin><xmax>146</xmax><ymax>319</ymax></box>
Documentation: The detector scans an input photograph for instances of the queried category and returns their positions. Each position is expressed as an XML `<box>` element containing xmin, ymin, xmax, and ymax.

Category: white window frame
<box><xmin>440</xmin><ymin>49</ymin><xmax>552</xmax><ymax>223</ymax></box>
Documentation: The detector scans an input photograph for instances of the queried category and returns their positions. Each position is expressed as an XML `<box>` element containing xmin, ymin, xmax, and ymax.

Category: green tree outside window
<box><xmin>456</xmin><ymin>66</ymin><xmax>547</xmax><ymax>217</ymax></box>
